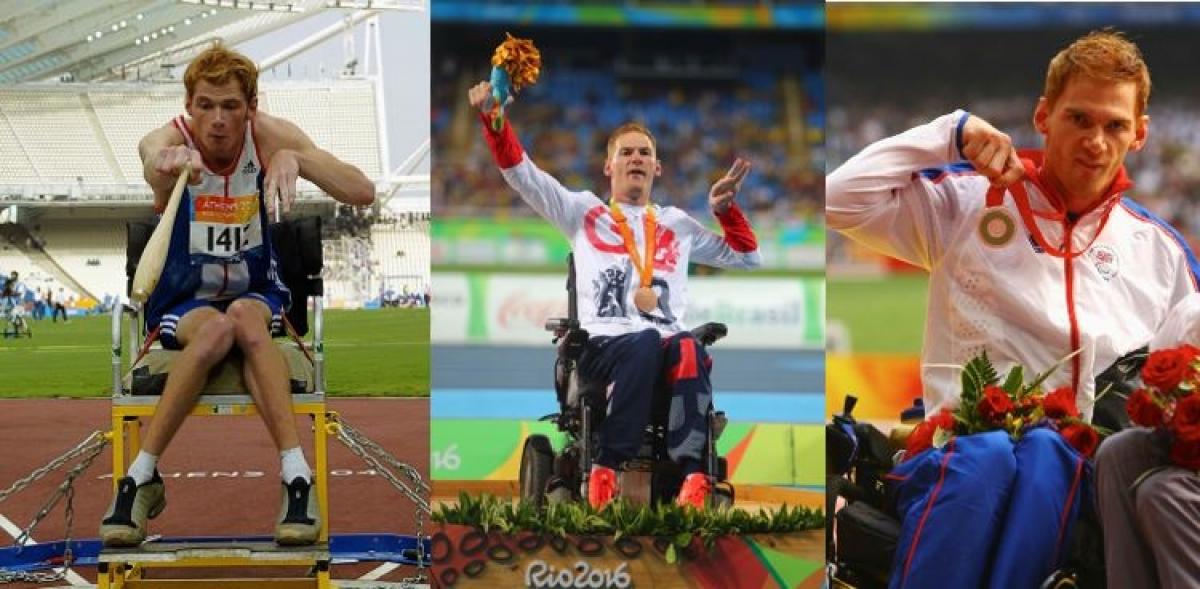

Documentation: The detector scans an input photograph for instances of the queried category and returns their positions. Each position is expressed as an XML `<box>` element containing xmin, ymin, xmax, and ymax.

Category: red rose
<box><xmin>978</xmin><ymin>385</ymin><xmax>1014</xmax><ymax>425</ymax></box>
<box><xmin>1169</xmin><ymin>394</ymin><xmax>1200</xmax><ymax>441</ymax></box>
<box><xmin>1060</xmin><ymin>423</ymin><xmax>1100</xmax><ymax>458</ymax></box>
<box><xmin>1169</xmin><ymin>437</ymin><xmax>1200</xmax><ymax>470</ymax></box>
<box><xmin>905</xmin><ymin>409</ymin><xmax>956</xmax><ymax>459</ymax></box>
<box><xmin>1126</xmin><ymin>388</ymin><xmax>1164</xmax><ymax>428</ymax></box>
<box><xmin>1043</xmin><ymin>386</ymin><xmax>1080</xmax><ymax>419</ymax></box>
<box><xmin>1142</xmin><ymin>347</ymin><xmax>1196</xmax><ymax>392</ymax></box>
<box><xmin>1177</xmin><ymin>344</ymin><xmax>1200</xmax><ymax>363</ymax></box>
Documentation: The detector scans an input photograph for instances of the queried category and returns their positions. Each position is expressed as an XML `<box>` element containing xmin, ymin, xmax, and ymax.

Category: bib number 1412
<box><xmin>206</xmin><ymin>224</ymin><xmax>252</xmax><ymax>253</ymax></box>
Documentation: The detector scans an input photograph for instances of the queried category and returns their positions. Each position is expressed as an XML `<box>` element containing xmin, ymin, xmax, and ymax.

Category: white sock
<box><xmin>280</xmin><ymin>447</ymin><xmax>312</xmax><ymax>484</ymax></box>
<box><xmin>127</xmin><ymin>451</ymin><xmax>159</xmax><ymax>485</ymax></box>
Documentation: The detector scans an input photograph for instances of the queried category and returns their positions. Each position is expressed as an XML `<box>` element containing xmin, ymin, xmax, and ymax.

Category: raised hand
<box><xmin>961</xmin><ymin>115</ymin><xmax>1024</xmax><ymax>187</ymax></box>
<box><xmin>709</xmin><ymin>157</ymin><xmax>752</xmax><ymax>215</ymax></box>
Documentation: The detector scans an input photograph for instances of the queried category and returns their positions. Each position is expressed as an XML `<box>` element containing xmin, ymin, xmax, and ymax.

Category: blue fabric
<box><xmin>888</xmin><ymin>428</ymin><xmax>1087</xmax><ymax>589</ymax></box>
<box><xmin>146</xmin><ymin>181</ymin><xmax>290</xmax><ymax>336</ymax></box>
<box><xmin>579</xmin><ymin>329</ymin><xmax>711</xmax><ymax>471</ymax></box>
<box><xmin>989</xmin><ymin>428</ymin><xmax>1088</xmax><ymax>588</ymax></box>
<box><xmin>155</xmin><ymin>290</ymin><xmax>287</xmax><ymax>350</ymax></box>
<box><xmin>889</xmin><ymin>430</ymin><xmax>1017</xmax><ymax>589</ymax></box>
<box><xmin>917</xmin><ymin>161</ymin><xmax>977</xmax><ymax>181</ymax></box>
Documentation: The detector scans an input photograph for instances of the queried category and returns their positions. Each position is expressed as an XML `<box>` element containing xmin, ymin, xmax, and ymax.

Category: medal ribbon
<box><xmin>983</xmin><ymin>158</ymin><xmax>1118</xmax><ymax>259</ymax></box>
<box><xmin>609</xmin><ymin>200</ymin><xmax>656</xmax><ymax>288</ymax></box>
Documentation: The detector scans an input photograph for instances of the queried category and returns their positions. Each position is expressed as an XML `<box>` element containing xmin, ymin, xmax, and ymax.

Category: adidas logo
<box><xmin>242</xmin><ymin>160</ymin><xmax>258</xmax><ymax>175</ymax></box>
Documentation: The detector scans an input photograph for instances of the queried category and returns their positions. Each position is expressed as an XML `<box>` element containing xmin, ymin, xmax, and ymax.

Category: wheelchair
<box><xmin>2</xmin><ymin>297</ymin><xmax>31</xmax><ymax>338</ymax></box>
<box><xmin>518</xmin><ymin>254</ymin><xmax>735</xmax><ymax>508</ymax></box>
<box><xmin>825</xmin><ymin>351</ymin><xmax>1145</xmax><ymax>589</ymax></box>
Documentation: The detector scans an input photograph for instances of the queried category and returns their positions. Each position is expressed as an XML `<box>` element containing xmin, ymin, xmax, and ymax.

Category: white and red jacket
<box><xmin>481</xmin><ymin>114</ymin><xmax>762</xmax><ymax>337</ymax></box>
<box><xmin>827</xmin><ymin>110</ymin><xmax>1200</xmax><ymax>419</ymax></box>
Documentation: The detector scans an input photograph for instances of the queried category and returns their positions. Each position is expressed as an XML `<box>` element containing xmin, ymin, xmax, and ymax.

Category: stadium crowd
<box><xmin>433</xmin><ymin>53</ymin><xmax>823</xmax><ymax>224</ymax></box>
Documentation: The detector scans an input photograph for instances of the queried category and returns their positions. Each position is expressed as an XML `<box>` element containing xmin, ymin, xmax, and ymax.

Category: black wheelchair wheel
<box><xmin>519</xmin><ymin>434</ymin><xmax>555</xmax><ymax>508</ymax></box>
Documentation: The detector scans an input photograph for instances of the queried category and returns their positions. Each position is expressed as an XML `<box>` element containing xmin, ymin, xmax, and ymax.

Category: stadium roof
<box><xmin>0</xmin><ymin>0</ymin><xmax>422</xmax><ymax>84</ymax></box>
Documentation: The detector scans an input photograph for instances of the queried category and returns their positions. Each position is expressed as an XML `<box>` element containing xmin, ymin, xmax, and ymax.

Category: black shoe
<box><xmin>275</xmin><ymin>477</ymin><xmax>320</xmax><ymax>545</ymax></box>
<box><xmin>100</xmin><ymin>471</ymin><xmax>166</xmax><ymax>547</ymax></box>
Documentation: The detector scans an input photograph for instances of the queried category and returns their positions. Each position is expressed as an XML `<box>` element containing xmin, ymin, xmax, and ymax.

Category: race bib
<box><xmin>189</xmin><ymin>193</ymin><xmax>263</xmax><ymax>258</ymax></box>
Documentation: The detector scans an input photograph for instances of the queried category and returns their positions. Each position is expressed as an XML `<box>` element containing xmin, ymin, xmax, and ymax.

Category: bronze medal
<box><xmin>634</xmin><ymin>286</ymin><xmax>658</xmax><ymax>313</ymax></box>
<box><xmin>610</xmin><ymin>200</ymin><xmax>659</xmax><ymax>315</ymax></box>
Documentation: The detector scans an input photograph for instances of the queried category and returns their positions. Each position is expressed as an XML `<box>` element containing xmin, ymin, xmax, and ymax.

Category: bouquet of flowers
<box><xmin>1126</xmin><ymin>344</ymin><xmax>1200</xmax><ymax>469</ymax></box>
<box><xmin>488</xmin><ymin>33</ymin><xmax>541</xmax><ymax>131</ymax></box>
<box><xmin>905</xmin><ymin>351</ymin><xmax>1105</xmax><ymax>460</ymax></box>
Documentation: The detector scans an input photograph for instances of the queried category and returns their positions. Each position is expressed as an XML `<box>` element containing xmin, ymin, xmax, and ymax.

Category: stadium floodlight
<box><xmin>137</xmin><ymin>13</ymin><xmax>144</xmax><ymax>19</ymax></box>
<box><xmin>87</xmin><ymin>35</ymin><xmax>94</xmax><ymax>42</ymax></box>
<box><xmin>184</xmin><ymin>18</ymin><xmax>192</xmax><ymax>25</ymax></box>
<box><xmin>135</xmin><ymin>38</ymin><xmax>142</xmax><ymax>45</ymax></box>
<box><xmin>120</xmin><ymin>20</ymin><xmax>127</xmax><ymax>27</ymax></box>
<box><xmin>111</xmin><ymin>24</ymin><xmax>118</xmax><ymax>32</ymax></box>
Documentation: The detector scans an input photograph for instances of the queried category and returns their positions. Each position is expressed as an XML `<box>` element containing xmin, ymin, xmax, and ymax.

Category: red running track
<box><xmin>0</xmin><ymin>397</ymin><xmax>429</xmax><ymax>587</ymax></box>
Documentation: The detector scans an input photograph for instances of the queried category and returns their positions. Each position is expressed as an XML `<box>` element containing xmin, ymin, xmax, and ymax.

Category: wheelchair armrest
<box><xmin>545</xmin><ymin>317</ymin><xmax>579</xmax><ymax>333</ymax></box>
<box><xmin>691</xmin><ymin>322</ymin><xmax>728</xmax><ymax>346</ymax></box>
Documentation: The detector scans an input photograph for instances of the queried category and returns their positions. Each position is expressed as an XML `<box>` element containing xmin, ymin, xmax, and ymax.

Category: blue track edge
<box><xmin>0</xmin><ymin>533</ymin><xmax>431</xmax><ymax>573</ymax></box>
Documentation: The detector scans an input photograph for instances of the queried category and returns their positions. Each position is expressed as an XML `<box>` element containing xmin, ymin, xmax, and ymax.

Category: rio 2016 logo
<box><xmin>525</xmin><ymin>560</ymin><xmax>631</xmax><ymax>588</ymax></box>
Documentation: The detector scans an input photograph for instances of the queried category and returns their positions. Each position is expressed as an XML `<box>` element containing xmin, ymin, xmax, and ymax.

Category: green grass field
<box><xmin>827</xmin><ymin>273</ymin><xmax>928</xmax><ymax>355</ymax></box>
<box><xmin>0</xmin><ymin>308</ymin><xmax>429</xmax><ymax>398</ymax></box>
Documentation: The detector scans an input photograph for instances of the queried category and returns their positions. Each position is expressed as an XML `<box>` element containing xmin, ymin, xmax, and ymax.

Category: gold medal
<box><xmin>634</xmin><ymin>286</ymin><xmax>658</xmax><ymax>313</ymax></box>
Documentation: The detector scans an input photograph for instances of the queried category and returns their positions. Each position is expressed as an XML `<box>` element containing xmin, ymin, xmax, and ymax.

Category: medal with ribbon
<box><xmin>609</xmin><ymin>200</ymin><xmax>658</xmax><ymax>313</ymax></box>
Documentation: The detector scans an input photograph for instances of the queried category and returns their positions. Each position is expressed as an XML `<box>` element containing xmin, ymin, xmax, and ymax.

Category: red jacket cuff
<box><xmin>478</xmin><ymin>111</ymin><xmax>525</xmax><ymax>169</ymax></box>
<box><xmin>715</xmin><ymin>203</ymin><xmax>757</xmax><ymax>253</ymax></box>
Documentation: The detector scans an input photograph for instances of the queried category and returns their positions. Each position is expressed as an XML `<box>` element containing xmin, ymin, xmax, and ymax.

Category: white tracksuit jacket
<box><xmin>480</xmin><ymin>114</ymin><xmax>762</xmax><ymax>338</ymax></box>
<box><xmin>827</xmin><ymin>110</ymin><xmax>1200</xmax><ymax>419</ymax></box>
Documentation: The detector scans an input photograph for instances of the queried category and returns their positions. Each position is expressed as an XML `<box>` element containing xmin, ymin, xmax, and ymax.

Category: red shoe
<box><xmin>588</xmin><ymin>465</ymin><xmax>619</xmax><ymax>510</ymax></box>
<box><xmin>677</xmin><ymin>473</ymin><xmax>711</xmax><ymax>509</ymax></box>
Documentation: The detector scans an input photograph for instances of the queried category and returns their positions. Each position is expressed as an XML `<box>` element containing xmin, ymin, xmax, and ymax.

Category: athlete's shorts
<box><xmin>153</xmin><ymin>290</ymin><xmax>287</xmax><ymax>350</ymax></box>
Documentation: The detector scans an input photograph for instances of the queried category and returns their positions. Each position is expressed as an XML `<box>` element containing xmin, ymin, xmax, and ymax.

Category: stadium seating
<box><xmin>37</xmin><ymin>220</ymin><xmax>126</xmax><ymax>302</ymax></box>
<box><xmin>0</xmin><ymin>81</ymin><xmax>382</xmax><ymax>192</ymax></box>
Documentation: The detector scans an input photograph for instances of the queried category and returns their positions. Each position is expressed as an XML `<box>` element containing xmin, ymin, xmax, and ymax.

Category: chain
<box><xmin>330</xmin><ymin>416</ymin><xmax>429</xmax><ymax>583</ymax></box>
<box><xmin>0</xmin><ymin>431</ymin><xmax>107</xmax><ymax>504</ymax></box>
<box><xmin>333</xmin><ymin>420</ymin><xmax>430</xmax><ymax>513</ymax></box>
<box><xmin>339</xmin><ymin>421</ymin><xmax>429</xmax><ymax>495</ymax></box>
<box><xmin>0</xmin><ymin>431</ymin><xmax>109</xmax><ymax>584</ymax></box>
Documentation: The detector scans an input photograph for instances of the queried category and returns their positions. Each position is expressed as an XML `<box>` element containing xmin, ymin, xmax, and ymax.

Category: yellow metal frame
<box><xmin>103</xmin><ymin>399</ymin><xmax>336</xmax><ymax>589</ymax></box>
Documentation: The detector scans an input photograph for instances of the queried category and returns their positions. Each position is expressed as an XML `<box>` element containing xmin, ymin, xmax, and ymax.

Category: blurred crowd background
<box><xmin>432</xmin><ymin>21</ymin><xmax>824</xmax><ymax>237</ymax></box>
